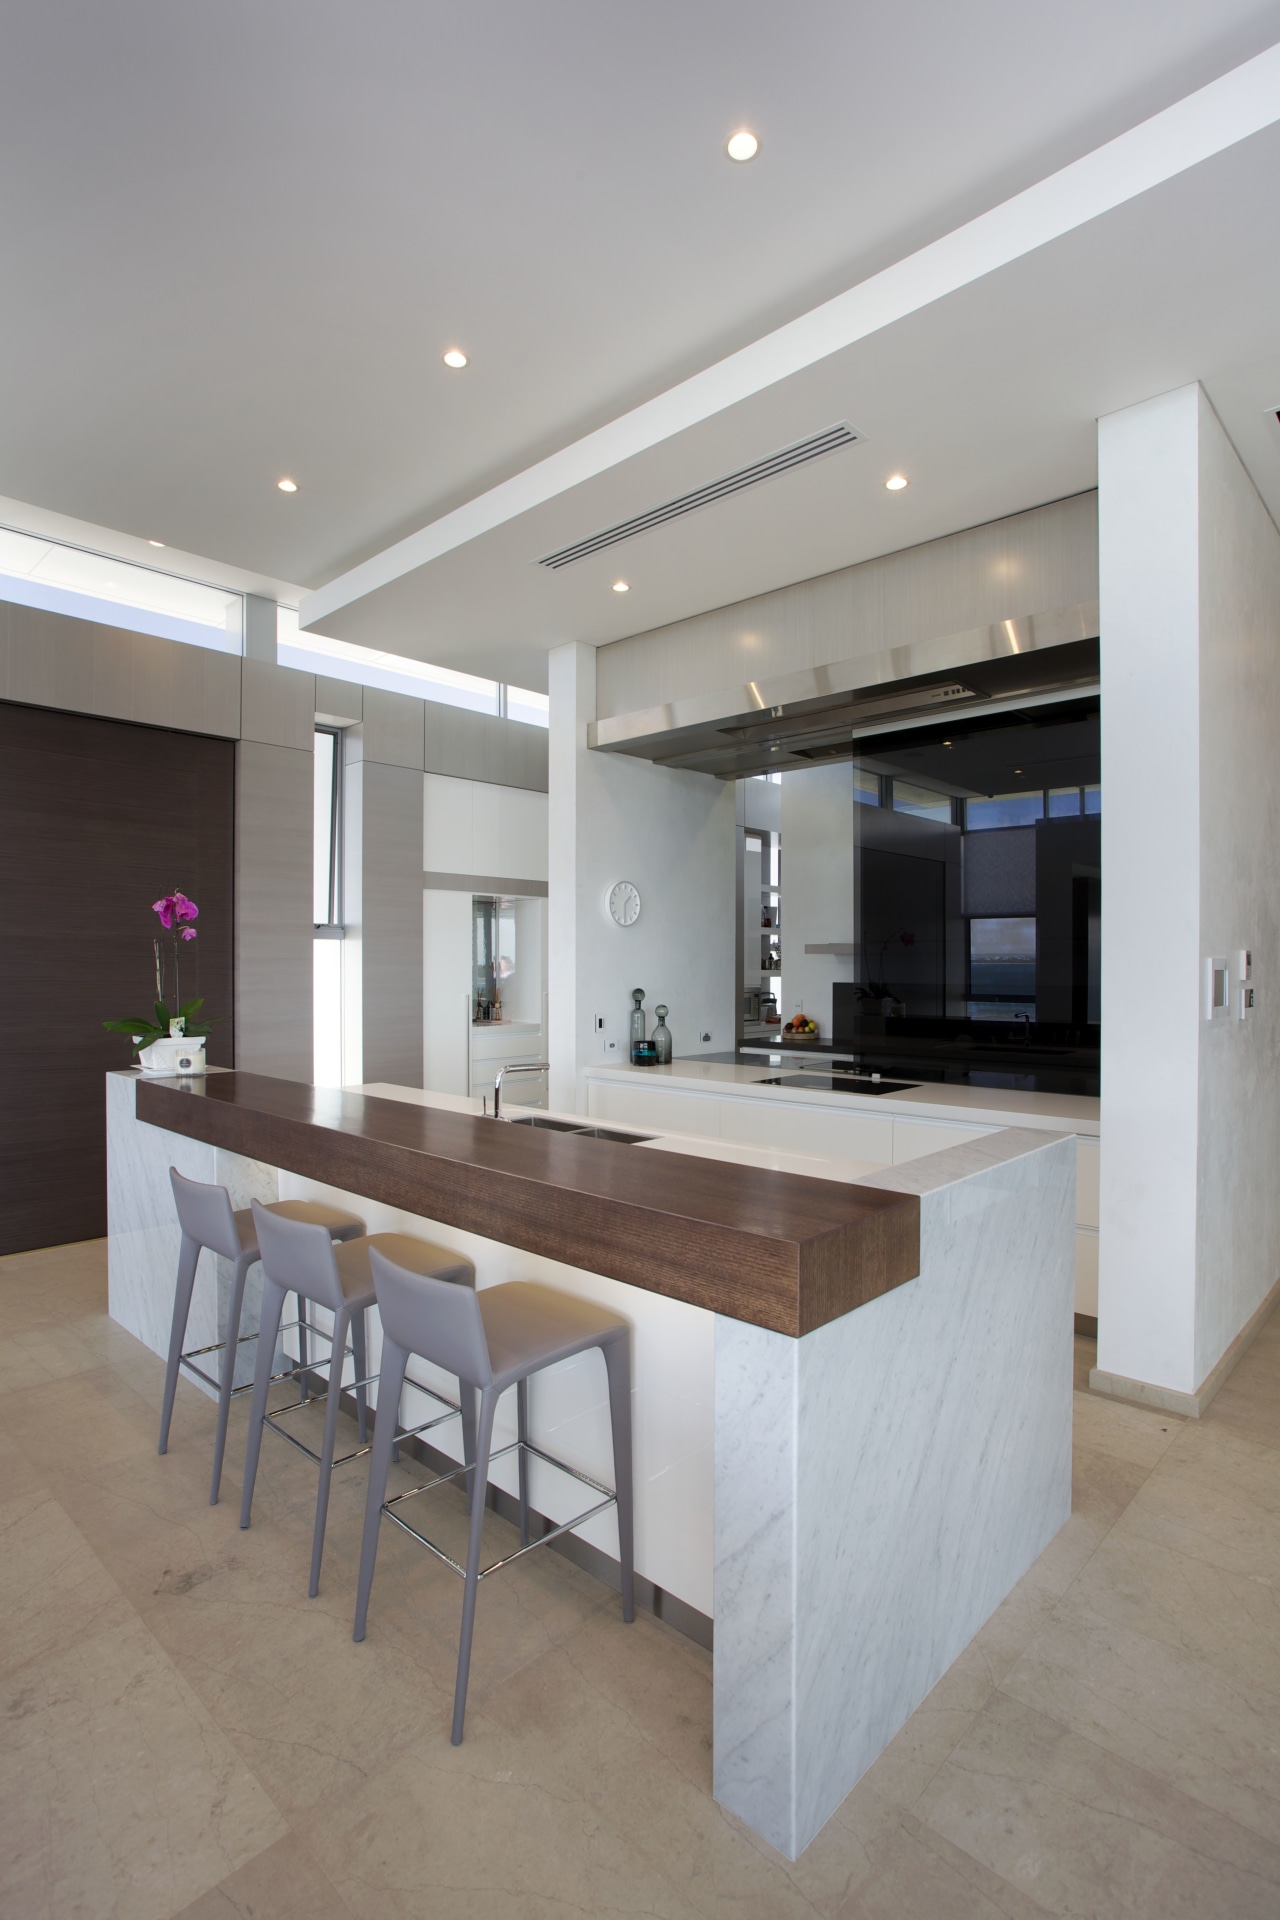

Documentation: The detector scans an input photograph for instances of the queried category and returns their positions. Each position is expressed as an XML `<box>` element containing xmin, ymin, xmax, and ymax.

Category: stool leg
<box><xmin>353</xmin><ymin>1337</ymin><xmax>409</xmax><ymax>1642</ymax></box>
<box><xmin>452</xmin><ymin>1385</ymin><xmax>497</xmax><ymax>1745</ymax></box>
<box><xmin>209</xmin><ymin>1249</ymin><xmax>257</xmax><ymax>1505</ymax></box>
<box><xmin>159</xmin><ymin>1232</ymin><xmax>202</xmax><ymax>1456</ymax></box>
<box><xmin>308</xmin><ymin>1304</ymin><xmax>350</xmax><ymax>1598</ymax></box>
<box><xmin>240</xmin><ymin>1276</ymin><xmax>287</xmax><ymax>1530</ymax></box>
<box><xmin>516</xmin><ymin>1377</ymin><xmax>531</xmax><ymax>1548</ymax></box>
<box><xmin>459</xmin><ymin>1384</ymin><xmax>478</xmax><ymax>1515</ymax></box>
<box><xmin>602</xmin><ymin>1331</ymin><xmax>635</xmax><ymax>1624</ymax></box>
<box><xmin>351</xmin><ymin>1308</ymin><xmax>369</xmax><ymax>1444</ymax></box>
<box><xmin>296</xmin><ymin>1291</ymin><xmax>310</xmax><ymax>1402</ymax></box>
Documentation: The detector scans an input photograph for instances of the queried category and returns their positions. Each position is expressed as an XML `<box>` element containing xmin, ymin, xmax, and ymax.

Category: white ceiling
<box><xmin>4</xmin><ymin>1</ymin><xmax>1280</xmax><ymax>685</ymax></box>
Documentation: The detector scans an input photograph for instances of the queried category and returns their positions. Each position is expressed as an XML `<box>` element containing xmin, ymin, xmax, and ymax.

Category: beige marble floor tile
<box><xmin>171</xmin><ymin>1837</ymin><xmax>356</xmax><ymax>1919</ymax></box>
<box><xmin>0</xmin><ymin>1614</ymin><xmax>286</xmax><ymax>1920</ymax></box>
<box><xmin>916</xmin><ymin>1692</ymin><xmax>1280</xmax><ymax>1918</ymax></box>
<box><xmin>462</xmin><ymin>1636</ymin><xmax>1038</xmax><ymax>1920</ymax></box>
<box><xmin>1000</xmin><ymin>1596</ymin><xmax>1280</xmax><ymax>1842</ymax></box>
<box><xmin>0</xmin><ymin>1422</ymin><xmax>48</xmax><ymax>1501</ymax></box>
<box><xmin>1123</xmin><ymin>1420</ymin><xmax>1280</xmax><ymax>1581</ymax></box>
<box><xmin>1050</xmin><ymin>1521</ymin><xmax>1280</xmax><ymax>1696</ymax></box>
<box><xmin>296</xmin><ymin>1711</ymin><xmax>706</xmax><ymax>1920</ymax></box>
<box><xmin>0</xmin><ymin>1486</ymin><xmax>134</xmax><ymax>1679</ymax></box>
<box><xmin>0</xmin><ymin>1313</ymin><xmax>147</xmax><ymax>1395</ymax></box>
<box><xmin>1202</xmin><ymin>1334</ymin><xmax>1280</xmax><ymax>1455</ymax></box>
<box><xmin>0</xmin><ymin>1362</ymin><xmax>208</xmax><ymax>1477</ymax></box>
<box><xmin>1071</xmin><ymin>1390</ymin><xmax>1183</xmax><ymax>1469</ymax></box>
<box><xmin>47</xmin><ymin>1434</ymin><xmax>262</xmax><ymax>1613</ymax></box>
<box><xmin>145</xmin><ymin>1547</ymin><xmax>453</xmax><ymax>1819</ymax></box>
<box><xmin>0</xmin><ymin>1239</ymin><xmax>109</xmax><ymax>1329</ymax></box>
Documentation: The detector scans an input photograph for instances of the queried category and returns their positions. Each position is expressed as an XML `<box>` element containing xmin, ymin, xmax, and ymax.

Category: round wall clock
<box><xmin>607</xmin><ymin>880</ymin><xmax>641</xmax><ymax>927</ymax></box>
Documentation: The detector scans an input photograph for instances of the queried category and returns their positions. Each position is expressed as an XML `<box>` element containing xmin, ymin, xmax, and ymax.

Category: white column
<box><xmin>1097</xmin><ymin>383</ymin><xmax>1280</xmax><ymax>1406</ymax></box>
<box><xmin>547</xmin><ymin>641</ymin><xmax>737</xmax><ymax>1114</ymax></box>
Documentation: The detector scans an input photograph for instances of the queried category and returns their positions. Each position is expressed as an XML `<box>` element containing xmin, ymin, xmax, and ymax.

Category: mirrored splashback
<box><xmin>737</xmin><ymin>694</ymin><xmax>1100</xmax><ymax>1094</ymax></box>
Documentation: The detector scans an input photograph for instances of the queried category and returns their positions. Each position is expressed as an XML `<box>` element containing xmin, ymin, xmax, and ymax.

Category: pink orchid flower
<box><xmin>152</xmin><ymin>891</ymin><xmax>199</xmax><ymax>937</ymax></box>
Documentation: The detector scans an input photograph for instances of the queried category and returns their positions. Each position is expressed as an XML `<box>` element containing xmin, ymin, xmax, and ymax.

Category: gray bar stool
<box><xmin>239</xmin><ymin>1201</ymin><xmax>475</xmax><ymax>1599</ymax></box>
<box><xmin>160</xmin><ymin>1167</ymin><xmax>365</xmax><ymax>1504</ymax></box>
<box><xmin>353</xmin><ymin>1246</ymin><xmax>634</xmax><ymax>1744</ymax></box>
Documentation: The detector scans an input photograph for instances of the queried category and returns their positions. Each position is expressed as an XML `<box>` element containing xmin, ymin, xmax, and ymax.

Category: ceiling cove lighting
<box><xmin>148</xmin><ymin>539</ymin><xmax>165</xmax><ymax>547</ymax></box>
<box><xmin>443</xmin><ymin>348</ymin><xmax>468</xmax><ymax>369</ymax></box>
<box><xmin>885</xmin><ymin>473</ymin><xmax>908</xmax><ymax>491</ymax></box>
<box><xmin>277</xmin><ymin>478</ymin><xmax>298</xmax><ymax>493</ymax></box>
<box><xmin>612</xmin><ymin>580</ymin><xmax>630</xmax><ymax>593</ymax></box>
<box><xmin>726</xmin><ymin>129</ymin><xmax>759</xmax><ymax>162</ymax></box>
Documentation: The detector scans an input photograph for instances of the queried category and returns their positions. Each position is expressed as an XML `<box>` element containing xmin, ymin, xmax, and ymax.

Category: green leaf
<box><xmin>178</xmin><ymin>997</ymin><xmax>204</xmax><ymax>1017</ymax></box>
<box><xmin>103</xmin><ymin>1018</ymin><xmax>162</xmax><ymax>1036</ymax></box>
<box><xmin>154</xmin><ymin>1000</ymin><xmax>171</xmax><ymax>1027</ymax></box>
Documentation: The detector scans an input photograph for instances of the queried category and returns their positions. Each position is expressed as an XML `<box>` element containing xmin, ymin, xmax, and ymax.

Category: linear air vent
<box><xmin>536</xmin><ymin>423</ymin><xmax>861</xmax><ymax>570</ymax></box>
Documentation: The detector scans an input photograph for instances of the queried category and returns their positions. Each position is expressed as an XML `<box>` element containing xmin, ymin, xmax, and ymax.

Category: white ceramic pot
<box><xmin>137</xmin><ymin>1035</ymin><xmax>207</xmax><ymax>1076</ymax></box>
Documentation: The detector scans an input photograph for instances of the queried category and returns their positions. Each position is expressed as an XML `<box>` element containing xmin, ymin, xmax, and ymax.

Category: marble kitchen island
<box><xmin>107</xmin><ymin>1067</ymin><xmax>1075</xmax><ymax>1860</ymax></box>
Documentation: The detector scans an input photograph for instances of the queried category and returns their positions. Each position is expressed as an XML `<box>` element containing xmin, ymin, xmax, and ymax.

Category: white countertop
<box><xmin>582</xmin><ymin>1057</ymin><xmax>1100</xmax><ymax>1137</ymax></box>
<box><xmin>358</xmin><ymin>1083</ymin><xmax>889</xmax><ymax>1182</ymax></box>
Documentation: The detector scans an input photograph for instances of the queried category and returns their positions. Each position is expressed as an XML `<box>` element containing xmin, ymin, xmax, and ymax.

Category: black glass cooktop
<box><xmin>762</xmin><ymin>1073</ymin><xmax>919</xmax><ymax>1097</ymax></box>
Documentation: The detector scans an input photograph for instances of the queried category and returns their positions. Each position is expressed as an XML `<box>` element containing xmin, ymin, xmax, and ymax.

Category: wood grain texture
<box><xmin>135</xmin><ymin>1072</ymin><xmax>920</xmax><ymax>1336</ymax></box>
<box><xmin>0</xmin><ymin>702</ymin><xmax>234</xmax><ymax>1253</ymax></box>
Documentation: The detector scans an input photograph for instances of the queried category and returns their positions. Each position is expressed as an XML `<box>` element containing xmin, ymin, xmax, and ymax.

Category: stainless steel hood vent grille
<box><xmin>536</xmin><ymin>424</ymin><xmax>861</xmax><ymax>570</ymax></box>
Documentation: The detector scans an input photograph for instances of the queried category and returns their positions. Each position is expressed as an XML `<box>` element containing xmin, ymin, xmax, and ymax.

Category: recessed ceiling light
<box><xmin>148</xmin><ymin>539</ymin><xmax>165</xmax><ymax>547</ymax></box>
<box><xmin>443</xmin><ymin>348</ymin><xmax>468</xmax><ymax>369</ymax></box>
<box><xmin>885</xmin><ymin>473</ymin><xmax>908</xmax><ymax>491</ymax></box>
<box><xmin>726</xmin><ymin>129</ymin><xmax>759</xmax><ymax>162</ymax></box>
<box><xmin>277</xmin><ymin>478</ymin><xmax>298</xmax><ymax>493</ymax></box>
<box><xmin>612</xmin><ymin>579</ymin><xmax>630</xmax><ymax>593</ymax></box>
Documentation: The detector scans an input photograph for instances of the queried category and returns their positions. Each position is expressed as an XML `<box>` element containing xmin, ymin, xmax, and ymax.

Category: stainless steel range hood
<box><xmin>588</xmin><ymin>601</ymin><xmax>1099</xmax><ymax>779</ymax></box>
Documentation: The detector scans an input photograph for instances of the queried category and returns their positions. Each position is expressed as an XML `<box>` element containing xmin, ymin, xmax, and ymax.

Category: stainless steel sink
<box><xmin>508</xmin><ymin>1116</ymin><xmax>653</xmax><ymax>1144</ymax></box>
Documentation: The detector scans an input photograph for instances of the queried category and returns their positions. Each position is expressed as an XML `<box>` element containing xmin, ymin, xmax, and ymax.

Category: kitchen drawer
<box><xmin>1075</xmin><ymin>1138</ymin><xmax>1099</xmax><ymax>1228</ymax></box>
<box><xmin>1074</xmin><ymin>1228</ymin><xmax>1099</xmax><ymax>1318</ymax></box>
<box><xmin>718</xmin><ymin>1095</ymin><xmax>893</xmax><ymax>1164</ymax></box>
<box><xmin>890</xmin><ymin>1118</ymin><xmax>991</xmax><ymax>1165</ymax></box>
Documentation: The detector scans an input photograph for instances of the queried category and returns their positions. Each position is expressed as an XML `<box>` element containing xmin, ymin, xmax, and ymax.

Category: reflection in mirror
<box><xmin>736</xmin><ymin>694</ymin><xmax>1100</xmax><ymax>1095</ymax></box>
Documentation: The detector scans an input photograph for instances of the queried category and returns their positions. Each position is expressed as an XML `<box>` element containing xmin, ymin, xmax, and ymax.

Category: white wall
<box><xmin>549</xmin><ymin>642</ymin><xmax>737</xmax><ymax>1112</ymax></box>
<box><xmin>781</xmin><ymin>764</ymin><xmax>855</xmax><ymax>1031</ymax></box>
<box><xmin>1098</xmin><ymin>383</ymin><xmax>1280</xmax><ymax>1396</ymax></box>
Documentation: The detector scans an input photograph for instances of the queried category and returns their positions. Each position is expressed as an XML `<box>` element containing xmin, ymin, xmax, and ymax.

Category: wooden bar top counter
<box><xmin>135</xmin><ymin>1071</ymin><xmax>920</xmax><ymax>1337</ymax></box>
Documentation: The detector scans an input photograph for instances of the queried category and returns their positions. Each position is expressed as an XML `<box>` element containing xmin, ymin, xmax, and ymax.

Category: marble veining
<box><xmin>714</xmin><ymin>1133</ymin><xmax>1075</xmax><ymax>1858</ymax></box>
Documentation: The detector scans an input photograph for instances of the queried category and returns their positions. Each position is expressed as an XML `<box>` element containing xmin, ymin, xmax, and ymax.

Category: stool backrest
<box><xmin>370</xmin><ymin>1245</ymin><xmax>493</xmax><ymax>1389</ymax></box>
<box><xmin>251</xmin><ymin>1197</ymin><xmax>344</xmax><ymax>1310</ymax></box>
<box><xmin>170</xmin><ymin>1166</ymin><xmax>241</xmax><ymax>1261</ymax></box>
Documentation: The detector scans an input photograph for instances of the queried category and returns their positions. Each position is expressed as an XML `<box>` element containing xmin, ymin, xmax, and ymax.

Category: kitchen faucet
<box><xmin>493</xmin><ymin>1060</ymin><xmax>550</xmax><ymax>1120</ymax></box>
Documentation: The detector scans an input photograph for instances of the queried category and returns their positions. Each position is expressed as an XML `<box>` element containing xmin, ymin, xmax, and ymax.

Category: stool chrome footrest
<box><xmin>379</xmin><ymin>1438</ymin><xmax>618</xmax><ymax>1582</ymax></box>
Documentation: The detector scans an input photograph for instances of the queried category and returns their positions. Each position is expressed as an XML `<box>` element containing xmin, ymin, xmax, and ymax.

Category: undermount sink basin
<box><xmin>507</xmin><ymin>1116</ymin><xmax>653</xmax><ymax>1144</ymax></box>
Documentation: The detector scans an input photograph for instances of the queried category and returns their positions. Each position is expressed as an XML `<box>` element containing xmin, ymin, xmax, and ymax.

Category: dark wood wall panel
<box><xmin>0</xmin><ymin>702</ymin><xmax>234</xmax><ymax>1253</ymax></box>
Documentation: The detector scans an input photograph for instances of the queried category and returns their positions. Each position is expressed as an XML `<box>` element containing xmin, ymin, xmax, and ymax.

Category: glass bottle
<box><xmin>652</xmin><ymin>1005</ymin><xmax>672</xmax><ymax>1064</ymax></box>
<box><xmin>629</xmin><ymin>988</ymin><xmax>647</xmax><ymax>1064</ymax></box>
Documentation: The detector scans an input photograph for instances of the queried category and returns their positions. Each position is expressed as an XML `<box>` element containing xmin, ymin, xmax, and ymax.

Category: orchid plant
<box><xmin>104</xmin><ymin>891</ymin><xmax>215</xmax><ymax>1055</ymax></box>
